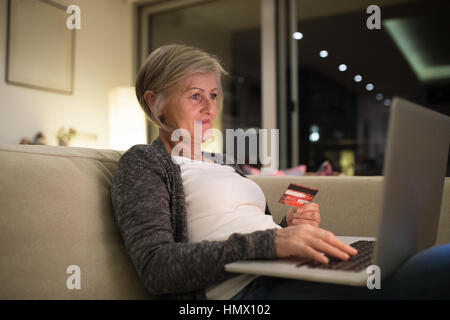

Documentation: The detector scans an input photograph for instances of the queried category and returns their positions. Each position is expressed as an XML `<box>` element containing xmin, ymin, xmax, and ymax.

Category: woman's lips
<box><xmin>194</xmin><ymin>119</ymin><xmax>211</xmax><ymax>126</ymax></box>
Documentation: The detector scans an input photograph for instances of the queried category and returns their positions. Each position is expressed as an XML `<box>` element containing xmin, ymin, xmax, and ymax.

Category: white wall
<box><xmin>0</xmin><ymin>0</ymin><xmax>134</xmax><ymax>148</ymax></box>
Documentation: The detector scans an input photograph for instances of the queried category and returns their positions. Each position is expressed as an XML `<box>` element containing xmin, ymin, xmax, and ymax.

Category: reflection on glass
<box><xmin>148</xmin><ymin>0</ymin><xmax>261</xmax><ymax>157</ymax></box>
<box><xmin>296</xmin><ymin>0</ymin><xmax>450</xmax><ymax>176</ymax></box>
<box><xmin>338</xmin><ymin>64</ymin><xmax>347</xmax><ymax>72</ymax></box>
<box><xmin>319</xmin><ymin>50</ymin><xmax>328</xmax><ymax>58</ymax></box>
<box><xmin>293</xmin><ymin>32</ymin><xmax>303</xmax><ymax>40</ymax></box>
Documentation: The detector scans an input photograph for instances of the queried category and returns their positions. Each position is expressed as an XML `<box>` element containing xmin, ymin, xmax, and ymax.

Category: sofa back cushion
<box><xmin>0</xmin><ymin>144</ymin><xmax>151</xmax><ymax>299</ymax></box>
<box><xmin>251</xmin><ymin>176</ymin><xmax>383</xmax><ymax>237</ymax></box>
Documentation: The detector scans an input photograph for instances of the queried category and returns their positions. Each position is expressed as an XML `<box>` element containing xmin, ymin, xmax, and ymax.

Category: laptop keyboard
<box><xmin>296</xmin><ymin>240</ymin><xmax>376</xmax><ymax>272</ymax></box>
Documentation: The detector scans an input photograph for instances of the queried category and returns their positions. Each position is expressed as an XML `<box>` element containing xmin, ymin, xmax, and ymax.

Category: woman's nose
<box><xmin>201</xmin><ymin>97</ymin><xmax>213</xmax><ymax>112</ymax></box>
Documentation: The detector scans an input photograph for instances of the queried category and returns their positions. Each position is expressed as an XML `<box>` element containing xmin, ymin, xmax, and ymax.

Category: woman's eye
<box><xmin>191</xmin><ymin>94</ymin><xmax>201</xmax><ymax>101</ymax></box>
<box><xmin>210</xmin><ymin>93</ymin><xmax>217</xmax><ymax>100</ymax></box>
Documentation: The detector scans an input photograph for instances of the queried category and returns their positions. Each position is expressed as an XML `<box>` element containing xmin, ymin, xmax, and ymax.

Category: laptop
<box><xmin>225</xmin><ymin>97</ymin><xmax>450</xmax><ymax>286</ymax></box>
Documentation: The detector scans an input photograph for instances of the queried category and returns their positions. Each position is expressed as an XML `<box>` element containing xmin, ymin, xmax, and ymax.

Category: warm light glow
<box><xmin>109</xmin><ymin>87</ymin><xmax>147</xmax><ymax>151</ymax></box>
<box><xmin>384</xmin><ymin>18</ymin><xmax>450</xmax><ymax>82</ymax></box>
<box><xmin>201</xmin><ymin>127</ymin><xmax>223</xmax><ymax>154</ymax></box>
<box><xmin>339</xmin><ymin>150</ymin><xmax>355</xmax><ymax>176</ymax></box>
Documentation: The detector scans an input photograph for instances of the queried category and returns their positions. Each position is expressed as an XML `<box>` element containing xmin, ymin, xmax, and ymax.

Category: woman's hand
<box><xmin>286</xmin><ymin>203</ymin><xmax>320</xmax><ymax>227</ymax></box>
<box><xmin>274</xmin><ymin>224</ymin><xmax>358</xmax><ymax>264</ymax></box>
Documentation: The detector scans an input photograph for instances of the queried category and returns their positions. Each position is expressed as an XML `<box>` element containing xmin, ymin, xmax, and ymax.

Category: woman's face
<box><xmin>162</xmin><ymin>72</ymin><xmax>218</xmax><ymax>143</ymax></box>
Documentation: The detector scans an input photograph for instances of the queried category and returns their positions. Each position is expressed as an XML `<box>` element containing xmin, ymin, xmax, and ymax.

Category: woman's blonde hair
<box><xmin>135</xmin><ymin>44</ymin><xmax>228</xmax><ymax>132</ymax></box>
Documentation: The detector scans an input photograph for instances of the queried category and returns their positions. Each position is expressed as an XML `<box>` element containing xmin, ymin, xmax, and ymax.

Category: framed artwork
<box><xmin>5</xmin><ymin>0</ymin><xmax>75</xmax><ymax>94</ymax></box>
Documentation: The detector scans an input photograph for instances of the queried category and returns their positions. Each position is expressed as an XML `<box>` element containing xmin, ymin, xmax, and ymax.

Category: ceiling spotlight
<box><xmin>354</xmin><ymin>75</ymin><xmax>362</xmax><ymax>82</ymax></box>
<box><xmin>366</xmin><ymin>83</ymin><xmax>374</xmax><ymax>91</ymax></box>
<box><xmin>338</xmin><ymin>64</ymin><xmax>347</xmax><ymax>72</ymax></box>
<box><xmin>376</xmin><ymin>93</ymin><xmax>384</xmax><ymax>101</ymax></box>
<box><xmin>293</xmin><ymin>32</ymin><xmax>303</xmax><ymax>40</ymax></box>
<box><xmin>309</xmin><ymin>132</ymin><xmax>320</xmax><ymax>142</ymax></box>
<box><xmin>319</xmin><ymin>50</ymin><xmax>328</xmax><ymax>58</ymax></box>
<box><xmin>384</xmin><ymin>99</ymin><xmax>391</xmax><ymax>107</ymax></box>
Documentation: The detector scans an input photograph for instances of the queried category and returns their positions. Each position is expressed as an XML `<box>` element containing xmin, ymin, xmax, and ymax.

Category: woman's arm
<box><xmin>111</xmin><ymin>148</ymin><xmax>277</xmax><ymax>296</ymax></box>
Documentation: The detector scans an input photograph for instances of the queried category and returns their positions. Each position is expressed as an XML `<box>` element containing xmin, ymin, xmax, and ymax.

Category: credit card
<box><xmin>278</xmin><ymin>183</ymin><xmax>319</xmax><ymax>207</ymax></box>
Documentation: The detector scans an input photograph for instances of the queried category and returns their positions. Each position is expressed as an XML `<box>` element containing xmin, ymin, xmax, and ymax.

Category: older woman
<box><xmin>111</xmin><ymin>44</ymin><xmax>450</xmax><ymax>300</ymax></box>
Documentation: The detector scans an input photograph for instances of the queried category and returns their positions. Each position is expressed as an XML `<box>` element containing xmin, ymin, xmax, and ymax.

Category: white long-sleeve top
<box><xmin>171</xmin><ymin>155</ymin><xmax>281</xmax><ymax>299</ymax></box>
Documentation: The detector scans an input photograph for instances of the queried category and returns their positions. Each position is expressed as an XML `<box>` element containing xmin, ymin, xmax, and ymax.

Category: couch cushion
<box><xmin>0</xmin><ymin>144</ymin><xmax>151</xmax><ymax>299</ymax></box>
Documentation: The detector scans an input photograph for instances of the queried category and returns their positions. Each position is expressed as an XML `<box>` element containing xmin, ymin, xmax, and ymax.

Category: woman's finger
<box><xmin>296</xmin><ymin>212</ymin><xmax>320</xmax><ymax>226</ymax></box>
<box><xmin>310</xmin><ymin>238</ymin><xmax>350</xmax><ymax>261</ymax></box>
<box><xmin>293</xmin><ymin>219</ymin><xmax>318</xmax><ymax>226</ymax></box>
<box><xmin>300</xmin><ymin>243</ymin><xmax>329</xmax><ymax>264</ymax></box>
<box><xmin>286</xmin><ymin>207</ymin><xmax>297</xmax><ymax>221</ymax></box>
<box><xmin>315</xmin><ymin>228</ymin><xmax>358</xmax><ymax>256</ymax></box>
<box><xmin>301</xmin><ymin>203</ymin><xmax>319</xmax><ymax>211</ymax></box>
<box><xmin>297</xmin><ymin>210</ymin><xmax>319</xmax><ymax>220</ymax></box>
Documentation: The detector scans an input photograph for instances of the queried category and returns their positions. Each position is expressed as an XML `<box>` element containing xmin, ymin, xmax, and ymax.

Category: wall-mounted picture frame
<box><xmin>5</xmin><ymin>0</ymin><xmax>75</xmax><ymax>94</ymax></box>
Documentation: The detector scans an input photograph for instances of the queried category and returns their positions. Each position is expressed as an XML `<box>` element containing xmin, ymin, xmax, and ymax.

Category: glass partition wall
<box><xmin>293</xmin><ymin>0</ymin><xmax>450</xmax><ymax>176</ymax></box>
<box><xmin>138</xmin><ymin>0</ymin><xmax>450</xmax><ymax>176</ymax></box>
<box><xmin>139</xmin><ymin>0</ymin><xmax>263</xmax><ymax>163</ymax></box>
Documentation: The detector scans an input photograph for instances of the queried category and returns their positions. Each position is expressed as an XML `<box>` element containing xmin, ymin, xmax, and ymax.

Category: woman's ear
<box><xmin>144</xmin><ymin>90</ymin><xmax>161</xmax><ymax>116</ymax></box>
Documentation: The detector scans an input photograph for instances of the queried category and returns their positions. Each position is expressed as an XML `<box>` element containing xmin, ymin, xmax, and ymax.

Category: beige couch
<box><xmin>1</xmin><ymin>144</ymin><xmax>449</xmax><ymax>299</ymax></box>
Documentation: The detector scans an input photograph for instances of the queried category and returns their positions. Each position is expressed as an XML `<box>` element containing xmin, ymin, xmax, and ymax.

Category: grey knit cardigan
<box><xmin>110</xmin><ymin>136</ymin><xmax>287</xmax><ymax>299</ymax></box>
